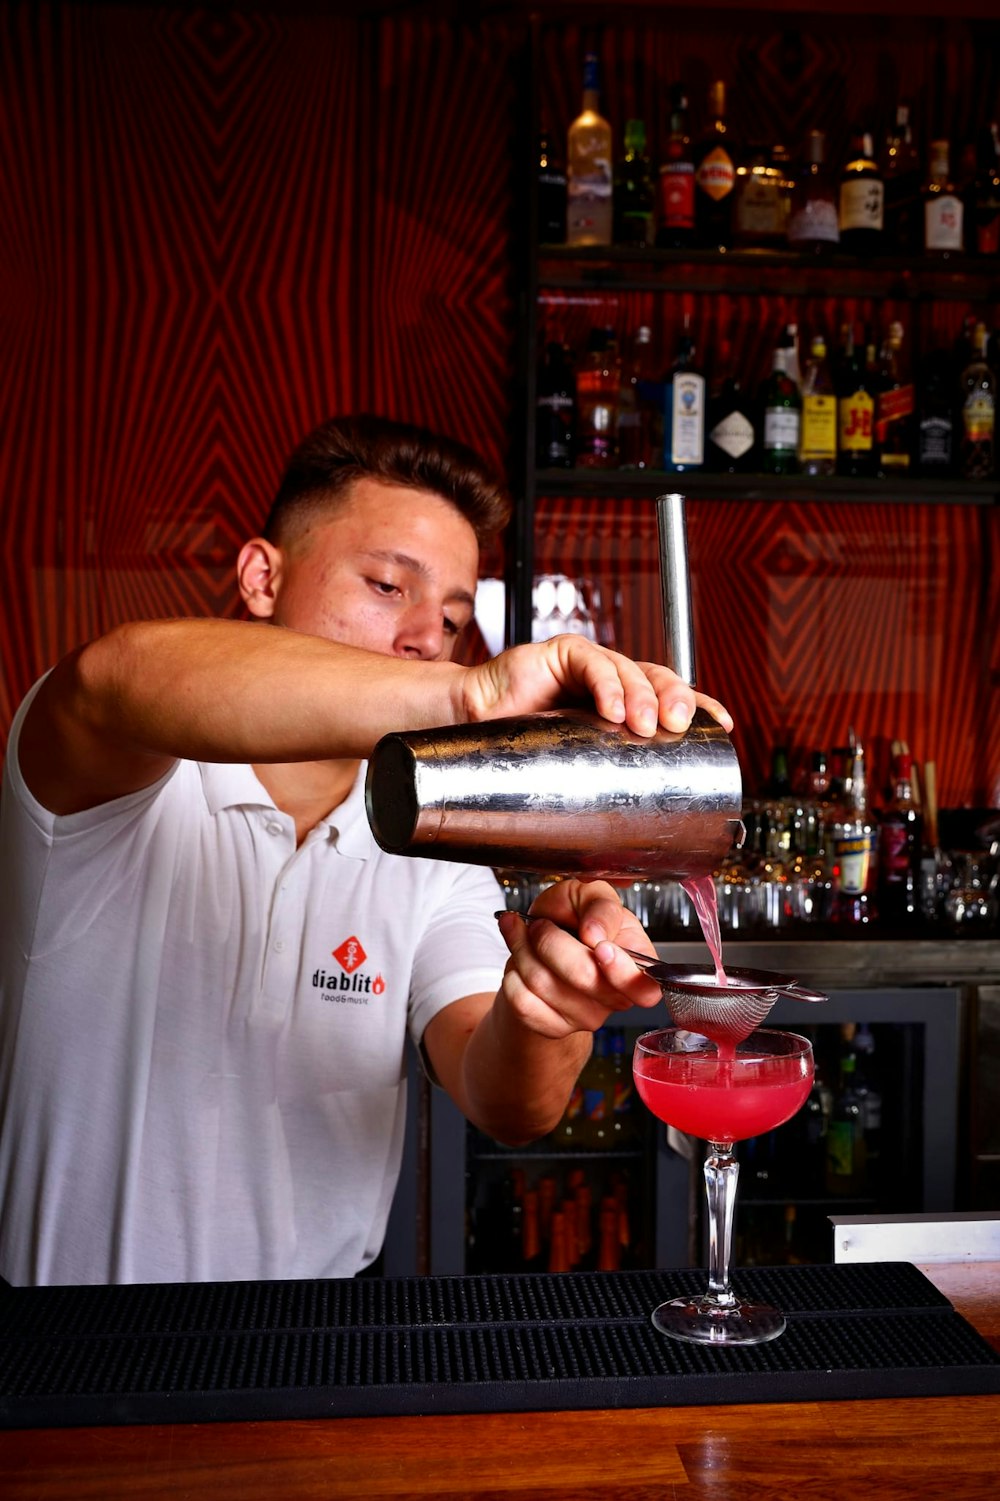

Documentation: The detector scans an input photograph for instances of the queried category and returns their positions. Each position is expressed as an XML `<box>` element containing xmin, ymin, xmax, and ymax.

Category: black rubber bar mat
<box><xmin>1</xmin><ymin>1261</ymin><xmax>998</xmax><ymax>1428</ymax></box>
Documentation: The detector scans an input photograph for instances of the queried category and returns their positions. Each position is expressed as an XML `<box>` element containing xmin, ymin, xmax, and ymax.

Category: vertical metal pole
<box><xmin>655</xmin><ymin>492</ymin><xmax>697</xmax><ymax>688</ymax></box>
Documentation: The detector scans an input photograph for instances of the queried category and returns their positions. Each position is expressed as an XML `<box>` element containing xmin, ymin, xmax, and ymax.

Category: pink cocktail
<box><xmin>633</xmin><ymin>1027</ymin><xmax>814</xmax><ymax>1345</ymax></box>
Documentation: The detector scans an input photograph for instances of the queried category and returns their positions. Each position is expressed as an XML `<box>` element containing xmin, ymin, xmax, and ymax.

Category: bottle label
<box><xmin>877</xmin><ymin>383</ymin><xmax>915</xmax><ymax>431</ymax></box>
<box><xmin>977</xmin><ymin>212</ymin><xmax>1000</xmax><ymax>256</ymax></box>
<box><xmin>826</xmin><ymin>1118</ymin><xmax>858</xmax><ymax>1179</ymax></box>
<box><xmin>667</xmin><ymin>372</ymin><xmax>705</xmax><ymax>465</ymax></box>
<box><xmin>838</xmin><ymin>393</ymin><xmax>875</xmax><ymax>451</ymax></box>
<box><xmin>880</xmin><ymin>823</ymin><xmax>911</xmax><ymax>881</ymax></box>
<box><xmin>919</xmin><ymin>415</ymin><xmax>953</xmax><ymax>465</ymax></box>
<box><xmin>764</xmin><ymin>407</ymin><xmax>800</xmax><ymax>448</ymax></box>
<box><xmin>788</xmin><ymin>199</ymin><xmax>840</xmax><ymax>246</ymax></box>
<box><xmin>658</xmin><ymin>164</ymin><xmax>696</xmax><ymax>228</ymax></box>
<box><xmin>735</xmin><ymin>177</ymin><xmax>784</xmax><ymax>237</ymax></box>
<box><xmin>839</xmin><ymin>178</ymin><xmax>884</xmax><ymax>232</ymax></box>
<box><xmin>925</xmin><ymin>195</ymin><xmax>964</xmax><ymax>251</ymax></box>
<box><xmin>696</xmin><ymin>147</ymin><xmax>735</xmax><ymax>201</ymax></box>
<box><xmin>800</xmin><ymin>395</ymin><xmax>837</xmax><ymax>459</ymax></box>
<box><xmin>709</xmin><ymin>410</ymin><xmax>755</xmax><ymax>458</ymax></box>
<box><xmin>963</xmin><ymin>393</ymin><xmax>996</xmax><ymax>443</ymax></box>
<box><xmin>834</xmin><ymin>830</ymin><xmax>876</xmax><ymax>895</ymax></box>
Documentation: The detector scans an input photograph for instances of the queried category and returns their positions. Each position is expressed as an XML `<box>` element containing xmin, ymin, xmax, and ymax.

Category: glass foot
<box><xmin>651</xmin><ymin>1295</ymin><xmax>786</xmax><ymax>1345</ymax></box>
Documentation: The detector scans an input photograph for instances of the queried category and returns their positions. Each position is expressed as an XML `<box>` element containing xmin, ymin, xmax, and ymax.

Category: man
<box><xmin>0</xmin><ymin>414</ymin><xmax>732</xmax><ymax>1286</ymax></box>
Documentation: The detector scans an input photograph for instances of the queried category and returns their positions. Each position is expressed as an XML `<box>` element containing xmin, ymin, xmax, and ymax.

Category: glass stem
<box><xmin>704</xmin><ymin>1141</ymin><xmax>739</xmax><ymax>1308</ymax></box>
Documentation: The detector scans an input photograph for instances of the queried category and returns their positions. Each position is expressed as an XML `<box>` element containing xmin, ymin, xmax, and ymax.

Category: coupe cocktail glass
<box><xmin>633</xmin><ymin>1027</ymin><xmax>814</xmax><ymax>1345</ymax></box>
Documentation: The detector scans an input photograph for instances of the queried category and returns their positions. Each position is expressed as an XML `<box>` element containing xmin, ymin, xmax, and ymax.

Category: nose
<box><xmin>394</xmin><ymin>601</ymin><xmax>447</xmax><ymax>661</ymax></box>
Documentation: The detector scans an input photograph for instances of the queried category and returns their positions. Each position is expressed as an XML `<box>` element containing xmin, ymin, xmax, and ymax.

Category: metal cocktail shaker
<box><xmin>364</xmin><ymin>706</ymin><xmax>742</xmax><ymax>879</ymax></box>
<box><xmin>364</xmin><ymin>494</ymin><xmax>744</xmax><ymax>881</ymax></box>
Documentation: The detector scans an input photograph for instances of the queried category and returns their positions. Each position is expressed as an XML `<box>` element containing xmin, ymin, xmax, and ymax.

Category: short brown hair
<box><xmin>263</xmin><ymin>413</ymin><xmax>511</xmax><ymax>548</ymax></box>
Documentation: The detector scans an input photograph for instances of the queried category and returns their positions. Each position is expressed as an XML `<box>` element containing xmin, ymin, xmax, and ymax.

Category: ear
<box><xmin>237</xmin><ymin>538</ymin><xmax>283</xmax><ymax>619</ymax></box>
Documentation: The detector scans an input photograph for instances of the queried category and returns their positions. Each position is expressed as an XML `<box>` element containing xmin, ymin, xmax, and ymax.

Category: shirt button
<box><xmin>274</xmin><ymin>939</ymin><xmax>286</xmax><ymax>953</ymax></box>
<box><xmin>266</xmin><ymin>821</ymin><xmax>283</xmax><ymax>836</ymax></box>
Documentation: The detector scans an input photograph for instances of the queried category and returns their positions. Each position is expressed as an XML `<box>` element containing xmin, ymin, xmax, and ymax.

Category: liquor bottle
<box><xmin>852</xmin><ymin>1022</ymin><xmax>882</xmax><ymax>1175</ymax></box>
<box><xmin>535</xmin><ymin>342</ymin><xmax>577</xmax><ymax>469</ymax></box>
<box><xmin>576</xmin><ymin>327</ymin><xmax>620</xmax><ymax>468</ymax></box>
<box><xmin>798</xmin><ymin>332</ymin><xmax>837</xmax><ymax>476</ymax></box>
<box><xmin>787</xmin><ymin>129</ymin><xmax>840</xmax><ymax>255</ymax></box>
<box><xmin>613</xmin><ymin>118</ymin><xmax>655</xmax><ymax>247</ymax></box>
<box><xmin>566</xmin><ymin>52</ymin><xmax>613</xmax><ymax>247</ymax></box>
<box><xmin>582</xmin><ymin>1029</ymin><xmax>613</xmax><ymax>1147</ymax></box>
<box><xmin>617</xmin><ymin>324</ymin><xmax>657</xmax><ymax>469</ymax></box>
<box><xmin>825</xmin><ymin>1052</ymin><xmax>868</xmax><ymax>1196</ymax></box>
<box><xmin>733</xmin><ymin>144</ymin><xmax>788</xmax><ymax>248</ymax></box>
<box><xmin>923</xmin><ymin>139</ymin><xmax>964</xmax><ymax>257</ymax></box>
<box><xmin>968</xmin><ymin>123</ymin><xmax>1000</xmax><ymax>257</ymax></box>
<box><xmin>662</xmin><ymin>326</ymin><xmax>705</xmax><ymax>471</ymax></box>
<box><xmin>761</xmin><ymin>342</ymin><xmax>801</xmax><ymax>474</ymax></box>
<box><xmin>705</xmin><ymin>337</ymin><xmax>757</xmax><ymax>472</ymax></box>
<box><xmin>694</xmin><ymin>79</ymin><xmax>736</xmax><ymax>250</ymax></box>
<box><xmin>656</xmin><ymin>83</ymin><xmax>696</xmax><ymax>250</ymax></box>
<box><xmin>874</xmin><ymin>321</ymin><xmax>914</xmax><ymax>476</ymax></box>
<box><xmin>958</xmin><ymin>321</ymin><xmax>997</xmax><ymax>479</ymax></box>
<box><xmin>831</xmin><ymin>740</ymin><xmax>878</xmax><ymax>924</ymax></box>
<box><xmin>838</xmin><ymin>127</ymin><xmax>885</xmax><ymax>254</ymax></box>
<box><xmin>877</xmin><ymin>751</ymin><xmax>922</xmax><ymax>928</ymax></box>
<box><xmin>596</xmin><ymin>1196</ymin><xmax>621</xmax><ymax>1272</ymax></box>
<box><xmin>917</xmin><ymin>349</ymin><xmax>956</xmax><ymax>474</ymax></box>
<box><xmin>537</xmin><ymin>130</ymin><xmax>567</xmax><ymax>244</ymax></box>
<box><xmin>836</xmin><ymin>323</ymin><xmax>876</xmax><ymax>477</ymax></box>
<box><xmin>881</xmin><ymin>102</ymin><xmax>922</xmax><ymax>254</ymax></box>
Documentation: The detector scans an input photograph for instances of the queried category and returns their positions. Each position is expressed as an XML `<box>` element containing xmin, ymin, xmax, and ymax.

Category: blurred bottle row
<box><xmin>547</xmin><ymin>56</ymin><xmax>1000</xmax><ymax>259</ymax></box>
<box><xmin>467</xmin><ymin>1156</ymin><xmax>643</xmax><ymax>1275</ymax></box>
<box><xmin>537</xmin><ymin>316</ymin><xmax>998</xmax><ymax>480</ymax></box>
<box><xmin>498</xmin><ymin>740</ymin><xmax>1000</xmax><ymax>938</ymax></box>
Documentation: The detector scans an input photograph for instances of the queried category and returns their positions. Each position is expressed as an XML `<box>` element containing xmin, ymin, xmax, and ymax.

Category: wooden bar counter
<box><xmin>1</xmin><ymin>1263</ymin><xmax>997</xmax><ymax>1501</ymax></box>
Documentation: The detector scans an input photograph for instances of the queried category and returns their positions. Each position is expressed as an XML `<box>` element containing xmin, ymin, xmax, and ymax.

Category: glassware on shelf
<box><xmin>942</xmin><ymin>853</ymin><xmax>999</xmax><ymax>933</ymax></box>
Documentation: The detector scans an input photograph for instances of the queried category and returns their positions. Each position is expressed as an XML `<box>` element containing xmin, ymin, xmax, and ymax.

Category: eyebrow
<box><xmin>361</xmin><ymin>548</ymin><xmax>477</xmax><ymax>609</ymax></box>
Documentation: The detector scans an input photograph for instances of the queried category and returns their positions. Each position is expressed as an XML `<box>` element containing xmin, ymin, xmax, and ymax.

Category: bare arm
<box><xmin>19</xmin><ymin>618</ymin><xmax>733</xmax><ymax>816</ymax></box>
<box><xmin>423</xmin><ymin>881</ymin><xmax>664</xmax><ymax>1145</ymax></box>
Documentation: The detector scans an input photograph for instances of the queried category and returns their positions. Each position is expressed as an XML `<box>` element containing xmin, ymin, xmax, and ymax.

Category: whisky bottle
<box><xmin>969</xmin><ymin>123</ymin><xmax>1000</xmax><ymax>257</ymax></box>
<box><xmin>535</xmin><ymin>342</ymin><xmax>577</xmax><ymax>469</ymax></box>
<box><xmin>566</xmin><ymin>53</ymin><xmax>613</xmax><ymax>246</ymax></box>
<box><xmin>537</xmin><ymin>130</ymin><xmax>567</xmax><ymax>244</ymax></box>
<box><xmin>836</xmin><ymin>324</ymin><xmax>876</xmax><ymax>477</ymax></box>
<box><xmin>917</xmin><ymin>350</ymin><xmax>956</xmax><ymax>475</ymax></box>
<box><xmin>923</xmin><ymin>139</ymin><xmax>964</xmax><ymax>257</ymax></box>
<box><xmin>838</xmin><ymin>128</ymin><xmax>884</xmax><ymax>254</ymax></box>
<box><xmin>881</xmin><ymin>102</ymin><xmax>922</xmax><ymax>254</ymax></box>
<box><xmin>656</xmin><ymin>83</ymin><xmax>696</xmax><ymax>250</ymax></box>
<box><xmin>733</xmin><ymin>144</ymin><xmax>788</xmax><ymax>248</ymax></box>
<box><xmin>958</xmin><ymin>322</ymin><xmax>997</xmax><ymax>479</ymax></box>
<box><xmin>613</xmin><ymin>118</ymin><xmax>655</xmax><ymax>247</ymax></box>
<box><xmin>874</xmin><ymin>321</ymin><xmax>914</xmax><ymax>476</ymax></box>
<box><xmin>798</xmin><ymin>333</ymin><xmax>837</xmax><ymax>476</ymax></box>
<box><xmin>761</xmin><ymin>342</ymin><xmax>801</xmax><ymax>475</ymax></box>
<box><xmin>694</xmin><ymin>80</ymin><xmax>736</xmax><ymax>250</ymax></box>
<box><xmin>787</xmin><ymin>129</ymin><xmax>840</xmax><ymax>254</ymax></box>
<box><xmin>705</xmin><ymin>337</ymin><xmax>756</xmax><ymax>472</ymax></box>
<box><xmin>663</xmin><ymin>327</ymin><xmax>705</xmax><ymax>472</ymax></box>
<box><xmin>617</xmin><ymin>325</ymin><xmax>657</xmax><ymax>469</ymax></box>
<box><xmin>877</xmin><ymin>752</ymin><xmax>922</xmax><ymax>928</ymax></box>
<box><xmin>577</xmin><ymin>327</ymin><xmax>620</xmax><ymax>468</ymax></box>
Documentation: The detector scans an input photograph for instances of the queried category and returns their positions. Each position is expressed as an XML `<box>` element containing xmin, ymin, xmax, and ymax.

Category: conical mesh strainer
<box><xmin>508</xmin><ymin>915</ymin><xmax>826</xmax><ymax>1047</ymax></box>
<box><xmin>629</xmin><ymin>960</ymin><xmax>826</xmax><ymax>1046</ymax></box>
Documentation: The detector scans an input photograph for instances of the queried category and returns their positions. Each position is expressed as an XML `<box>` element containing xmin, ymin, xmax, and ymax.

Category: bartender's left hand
<box><xmin>494</xmin><ymin>878</ymin><xmax>664</xmax><ymax>1039</ymax></box>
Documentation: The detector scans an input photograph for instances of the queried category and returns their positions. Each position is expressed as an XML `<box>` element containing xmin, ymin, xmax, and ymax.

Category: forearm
<box><xmin>57</xmin><ymin>618</ymin><xmax>468</xmax><ymax>763</ymax></box>
<box><xmin>458</xmin><ymin>993</ymin><xmax>594</xmax><ymax>1146</ymax></box>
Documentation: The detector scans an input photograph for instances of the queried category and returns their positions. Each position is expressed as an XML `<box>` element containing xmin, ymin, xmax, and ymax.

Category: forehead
<box><xmin>294</xmin><ymin>477</ymin><xmax>480</xmax><ymax>580</ymax></box>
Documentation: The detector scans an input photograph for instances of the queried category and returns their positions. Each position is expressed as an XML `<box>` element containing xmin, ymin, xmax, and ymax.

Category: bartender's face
<box><xmin>242</xmin><ymin>476</ymin><xmax>480</xmax><ymax>662</ymax></box>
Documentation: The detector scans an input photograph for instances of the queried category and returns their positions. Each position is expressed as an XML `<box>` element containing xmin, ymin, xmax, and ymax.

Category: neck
<box><xmin>253</xmin><ymin>757</ymin><xmax>361</xmax><ymax>845</ymax></box>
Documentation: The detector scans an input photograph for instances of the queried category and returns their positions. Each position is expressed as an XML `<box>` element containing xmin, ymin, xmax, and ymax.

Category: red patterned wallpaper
<box><xmin>1</xmin><ymin>3</ymin><xmax>998</xmax><ymax>808</ymax></box>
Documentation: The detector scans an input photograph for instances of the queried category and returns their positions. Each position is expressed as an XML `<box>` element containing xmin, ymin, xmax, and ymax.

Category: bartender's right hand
<box><xmin>458</xmin><ymin>634</ymin><xmax>732</xmax><ymax>739</ymax></box>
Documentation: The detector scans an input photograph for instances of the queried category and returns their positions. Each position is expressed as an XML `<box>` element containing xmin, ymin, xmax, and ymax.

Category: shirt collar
<box><xmin>197</xmin><ymin>761</ymin><xmax>374</xmax><ymax>860</ymax></box>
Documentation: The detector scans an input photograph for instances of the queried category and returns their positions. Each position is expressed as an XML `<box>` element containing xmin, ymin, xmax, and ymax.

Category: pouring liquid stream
<box><xmin>679</xmin><ymin>873</ymin><xmax>736</xmax><ymax>1062</ymax></box>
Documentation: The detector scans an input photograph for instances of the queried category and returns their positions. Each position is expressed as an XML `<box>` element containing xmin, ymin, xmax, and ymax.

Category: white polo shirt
<box><xmin>0</xmin><ymin>679</ymin><xmax>508</xmax><ymax>1286</ymax></box>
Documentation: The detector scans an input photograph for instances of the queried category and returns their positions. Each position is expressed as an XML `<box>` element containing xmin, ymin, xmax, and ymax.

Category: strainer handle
<box><xmin>784</xmin><ymin>983</ymin><xmax>827</xmax><ymax>1004</ymax></box>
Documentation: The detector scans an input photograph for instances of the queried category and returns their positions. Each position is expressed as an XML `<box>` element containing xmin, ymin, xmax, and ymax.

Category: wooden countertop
<box><xmin>2</xmin><ymin>1263</ymin><xmax>997</xmax><ymax>1500</ymax></box>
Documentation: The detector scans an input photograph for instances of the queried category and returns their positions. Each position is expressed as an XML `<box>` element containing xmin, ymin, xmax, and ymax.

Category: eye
<box><xmin>368</xmin><ymin>577</ymin><xmax>401</xmax><ymax>598</ymax></box>
<box><xmin>443</xmin><ymin>616</ymin><xmax>460</xmax><ymax>637</ymax></box>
